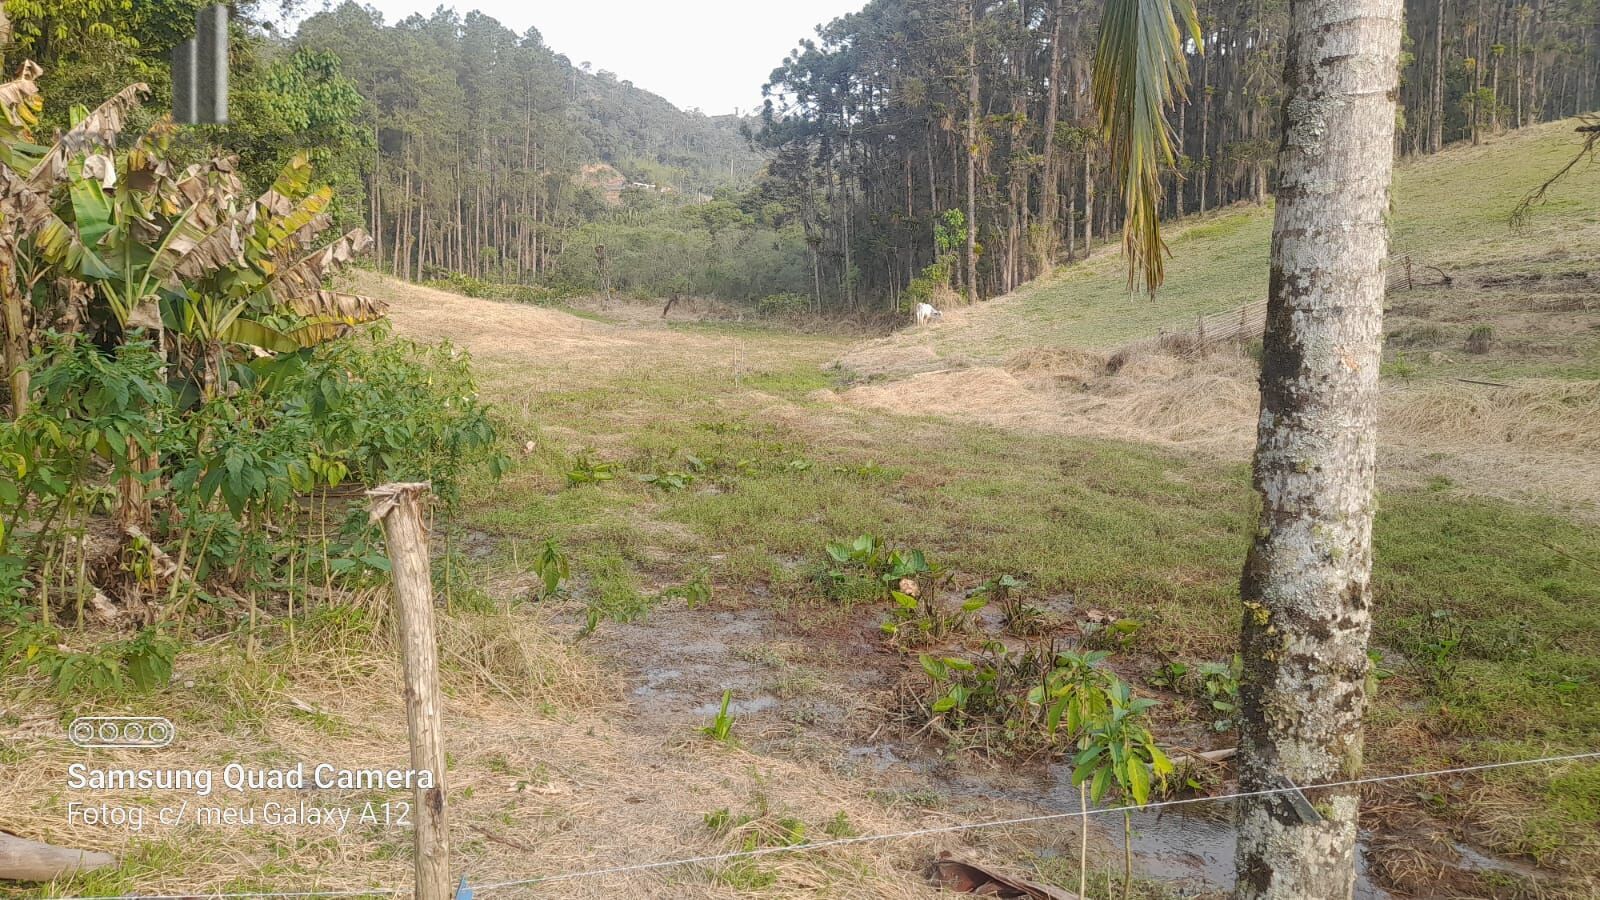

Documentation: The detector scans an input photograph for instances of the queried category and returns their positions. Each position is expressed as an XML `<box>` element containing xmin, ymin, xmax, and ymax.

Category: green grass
<box><xmin>928</xmin><ymin>118</ymin><xmax>1600</xmax><ymax>359</ymax></box>
<box><xmin>440</xmin><ymin>120</ymin><xmax>1600</xmax><ymax>881</ymax></box>
<box><xmin>458</xmin><ymin>324</ymin><xmax>1600</xmax><ymax>870</ymax></box>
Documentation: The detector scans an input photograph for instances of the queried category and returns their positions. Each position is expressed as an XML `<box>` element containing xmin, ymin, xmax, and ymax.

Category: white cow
<box><xmin>914</xmin><ymin>302</ymin><xmax>943</xmax><ymax>327</ymax></box>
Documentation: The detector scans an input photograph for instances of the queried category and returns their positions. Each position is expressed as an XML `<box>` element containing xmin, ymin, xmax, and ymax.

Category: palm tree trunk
<box><xmin>1233</xmin><ymin>0</ymin><xmax>1401</xmax><ymax>896</ymax></box>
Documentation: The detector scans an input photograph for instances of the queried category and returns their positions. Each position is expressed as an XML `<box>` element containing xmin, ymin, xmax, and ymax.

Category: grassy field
<box><xmin>899</xmin><ymin>118</ymin><xmax>1600</xmax><ymax>363</ymax></box>
<box><xmin>5</xmin><ymin>121</ymin><xmax>1598</xmax><ymax>899</ymax></box>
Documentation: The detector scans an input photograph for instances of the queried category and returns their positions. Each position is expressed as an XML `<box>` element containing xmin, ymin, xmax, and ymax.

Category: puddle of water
<box><xmin>939</xmin><ymin>762</ymin><xmax>1398</xmax><ymax>898</ymax></box>
<box><xmin>845</xmin><ymin>743</ymin><xmax>904</xmax><ymax>773</ymax></box>
<box><xmin>1454</xmin><ymin>842</ymin><xmax>1542</xmax><ymax>879</ymax></box>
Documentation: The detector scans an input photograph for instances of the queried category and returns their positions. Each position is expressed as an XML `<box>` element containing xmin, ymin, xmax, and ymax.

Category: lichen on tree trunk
<box><xmin>1233</xmin><ymin>0</ymin><xmax>1402</xmax><ymax>897</ymax></box>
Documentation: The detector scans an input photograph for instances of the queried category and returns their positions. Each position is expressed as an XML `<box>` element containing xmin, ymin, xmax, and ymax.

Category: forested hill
<box><xmin>10</xmin><ymin>0</ymin><xmax>1596</xmax><ymax>313</ymax></box>
<box><xmin>7</xmin><ymin>0</ymin><xmax>770</xmax><ymax>292</ymax></box>
<box><xmin>294</xmin><ymin>4</ymin><xmax>762</xmax><ymax>199</ymax></box>
<box><xmin>754</xmin><ymin>0</ymin><xmax>1600</xmax><ymax>313</ymax></box>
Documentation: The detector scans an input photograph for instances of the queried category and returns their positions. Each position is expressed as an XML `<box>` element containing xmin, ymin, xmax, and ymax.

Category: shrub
<box><xmin>1</xmin><ymin>326</ymin><xmax>509</xmax><ymax>682</ymax></box>
<box><xmin>756</xmin><ymin>292</ymin><xmax>811</xmax><ymax>319</ymax></box>
<box><xmin>1464</xmin><ymin>324</ymin><xmax>1495</xmax><ymax>354</ymax></box>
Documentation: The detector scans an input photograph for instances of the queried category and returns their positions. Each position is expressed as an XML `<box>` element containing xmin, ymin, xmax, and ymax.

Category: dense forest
<box><xmin>755</xmin><ymin>0</ymin><xmax>1600</xmax><ymax>310</ymax></box>
<box><xmin>12</xmin><ymin>0</ymin><xmax>1598</xmax><ymax>312</ymax></box>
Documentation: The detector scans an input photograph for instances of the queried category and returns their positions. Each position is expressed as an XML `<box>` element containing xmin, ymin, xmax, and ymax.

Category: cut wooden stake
<box><xmin>368</xmin><ymin>482</ymin><xmax>450</xmax><ymax>900</ymax></box>
<box><xmin>0</xmin><ymin>832</ymin><xmax>114</xmax><ymax>883</ymax></box>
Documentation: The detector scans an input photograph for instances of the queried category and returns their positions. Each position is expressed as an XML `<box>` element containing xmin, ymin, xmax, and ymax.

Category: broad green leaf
<box><xmin>1127</xmin><ymin>756</ymin><xmax>1151</xmax><ymax>806</ymax></box>
<box><xmin>1091</xmin><ymin>766</ymin><xmax>1112</xmax><ymax>803</ymax></box>
<box><xmin>221</xmin><ymin>318</ymin><xmax>298</xmax><ymax>353</ymax></box>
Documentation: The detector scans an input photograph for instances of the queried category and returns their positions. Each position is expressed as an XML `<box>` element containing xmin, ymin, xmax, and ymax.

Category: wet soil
<box><xmin>584</xmin><ymin>595</ymin><xmax>1544</xmax><ymax>898</ymax></box>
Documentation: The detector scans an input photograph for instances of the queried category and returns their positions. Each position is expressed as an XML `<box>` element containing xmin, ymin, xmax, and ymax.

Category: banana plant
<box><xmin>0</xmin><ymin>73</ymin><xmax>151</xmax><ymax>415</ymax></box>
<box><xmin>20</xmin><ymin>104</ymin><xmax>385</xmax><ymax>396</ymax></box>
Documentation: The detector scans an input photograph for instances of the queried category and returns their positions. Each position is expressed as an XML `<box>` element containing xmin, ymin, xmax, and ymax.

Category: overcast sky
<box><xmin>284</xmin><ymin>1</ymin><xmax>865</xmax><ymax>115</ymax></box>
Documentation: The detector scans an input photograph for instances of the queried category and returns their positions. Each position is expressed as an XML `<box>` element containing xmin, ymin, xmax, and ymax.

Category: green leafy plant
<box><xmin>566</xmin><ymin>451</ymin><xmax>619</xmax><ymax>487</ymax></box>
<box><xmin>1195</xmin><ymin>655</ymin><xmax>1243</xmax><ymax>731</ymax></box>
<box><xmin>1418</xmin><ymin>608</ymin><xmax>1466</xmax><ymax>688</ymax></box>
<box><xmin>1071</xmin><ymin>677</ymin><xmax>1174</xmax><ymax>900</ymax></box>
<box><xmin>971</xmin><ymin>574</ymin><xmax>1049</xmax><ymax>635</ymax></box>
<box><xmin>702</xmin><ymin>690</ymin><xmax>736</xmax><ymax>744</ymax></box>
<box><xmin>1082</xmin><ymin>616</ymin><xmax>1145</xmax><ymax>652</ymax></box>
<box><xmin>6</xmin><ymin>624</ymin><xmax>178</xmax><ymax>698</ymax></box>
<box><xmin>919</xmin><ymin>653</ymin><xmax>985</xmax><ymax>723</ymax></box>
<box><xmin>880</xmin><ymin>550</ymin><xmax>978</xmax><ymax>645</ymax></box>
<box><xmin>703</xmin><ymin>794</ymin><xmax>808</xmax><ymax>850</ymax></box>
<box><xmin>532</xmin><ymin>539</ymin><xmax>569</xmax><ymax>598</ymax></box>
<box><xmin>663</xmin><ymin>570</ymin><xmax>712</xmax><ymax>608</ymax></box>
<box><xmin>638</xmin><ymin>469</ymin><xmax>695</xmax><ymax>492</ymax></box>
<box><xmin>825</xmin><ymin>534</ymin><xmax>886</xmax><ymax>572</ymax></box>
<box><xmin>1149</xmin><ymin>660</ymin><xmax>1190</xmax><ymax>691</ymax></box>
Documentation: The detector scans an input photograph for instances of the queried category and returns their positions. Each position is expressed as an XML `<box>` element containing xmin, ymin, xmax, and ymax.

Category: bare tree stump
<box><xmin>0</xmin><ymin>832</ymin><xmax>115</xmax><ymax>882</ymax></box>
<box><xmin>368</xmin><ymin>483</ymin><xmax>450</xmax><ymax>900</ymax></box>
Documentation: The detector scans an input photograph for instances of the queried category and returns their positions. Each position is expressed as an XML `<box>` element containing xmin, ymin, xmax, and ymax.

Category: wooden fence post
<box><xmin>368</xmin><ymin>483</ymin><xmax>450</xmax><ymax>900</ymax></box>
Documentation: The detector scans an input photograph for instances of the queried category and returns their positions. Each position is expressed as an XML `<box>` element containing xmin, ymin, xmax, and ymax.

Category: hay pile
<box><xmin>837</xmin><ymin>346</ymin><xmax>1259</xmax><ymax>455</ymax></box>
<box><xmin>832</xmin><ymin>338</ymin><xmax>1600</xmax><ymax>517</ymax></box>
<box><xmin>1383</xmin><ymin>379</ymin><xmax>1600</xmax><ymax>513</ymax></box>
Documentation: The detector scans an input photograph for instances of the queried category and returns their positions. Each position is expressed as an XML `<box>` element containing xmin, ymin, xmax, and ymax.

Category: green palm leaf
<box><xmin>1094</xmin><ymin>0</ymin><xmax>1202</xmax><ymax>294</ymax></box>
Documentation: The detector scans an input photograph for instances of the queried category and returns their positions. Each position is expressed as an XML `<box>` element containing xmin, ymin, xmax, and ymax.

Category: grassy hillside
<box><xmin>923</xmin><ymin>118</ymin><xmax>1600</xmax><ymax>361</ymax></box>
<box><xmin>7</xmin><ymin>126</ymin><xmax>1596</xmax><ymax>899</ymax></box>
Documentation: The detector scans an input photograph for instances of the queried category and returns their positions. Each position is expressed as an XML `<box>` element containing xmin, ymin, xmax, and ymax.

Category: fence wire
<box><xmin>53</xmin><ymin>749</ymin><xmax>1600</xmax><ymax>900</ymax></box>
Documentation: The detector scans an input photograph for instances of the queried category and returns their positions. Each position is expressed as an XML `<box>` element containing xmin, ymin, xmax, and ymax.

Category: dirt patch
<box><xmin>829</xmin><ymin>335</ymin><xmax>1600</xmax><ymax>517</ymax></box>
<box><xmin>835</xmin><ymin>350</ymin><xmax>1260</xmax><ymax>456</ymax></box>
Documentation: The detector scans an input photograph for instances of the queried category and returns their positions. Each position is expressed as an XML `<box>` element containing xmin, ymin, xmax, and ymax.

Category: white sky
<box><xmin>284</xmin><ymin>1</ymin><xmax>866</xmax><ymax>115</ymax></box>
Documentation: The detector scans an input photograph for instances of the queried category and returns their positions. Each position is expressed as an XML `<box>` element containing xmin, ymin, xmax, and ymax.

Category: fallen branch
<box><xmin>1178</xmin><ymin>746</ymin><xmax>1238</xmax><ymax>764</ymax></box>
<box><xmin>930</xmin><ymin>853</ymin><xmax>1080</xmax><ymax>899</ymax></box>
<box><xmin>0</xmin><ymin>832</ymin><xmax>115</xmax><ymax>882</ymax></box>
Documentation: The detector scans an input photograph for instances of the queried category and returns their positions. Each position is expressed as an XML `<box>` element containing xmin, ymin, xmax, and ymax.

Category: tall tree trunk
<box><xmin>965</xmin><ymin>0</ymin><xmax>980</xmax><ymax>305</ymax></box>
<box><xmin>1041</xmin><ymin>0</ymin><xmax>1066</xmax><ymax>260</ymax></box>
<box><xmin>1083</xmin><ymin>150</ymin><xmax>1094</xmax><ymax>253</ymax></box>
<box><xmin>1431</xmin><ymin>0</ymin><xmax>1447</xmax><ymax>152</ymax></box>
<box><xmin>1233</xmin><ymin>0</ymin><xmax>1401</xmax><ymax>896</ymax></box>
<box><xmin>1471</xmin><ymin>0</ymin><xmax>1484</xmax><ymax>144</ymax></box>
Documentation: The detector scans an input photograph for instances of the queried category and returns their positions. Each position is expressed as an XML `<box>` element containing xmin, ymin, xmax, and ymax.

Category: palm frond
<box><xmin>1094</xmin><ymin>0</ymin><xmax>1201</xmax><ymax>294</ymax></box>
<box><xmin>265</xmin><ymin>229</ymin><xmax>374</xmax><ymax>307</ymax></box>
<box><xmin>27</xmin><ymin>82</ymin><xmax>151</xmax><ymax>189</ymax></box>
